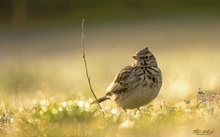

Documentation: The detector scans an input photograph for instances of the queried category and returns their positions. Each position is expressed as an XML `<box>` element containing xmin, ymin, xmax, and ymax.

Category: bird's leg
<box><xmin>122</xmin><ymin>108</ymin><xmax>127</xmax><ymax>113</ymax></box>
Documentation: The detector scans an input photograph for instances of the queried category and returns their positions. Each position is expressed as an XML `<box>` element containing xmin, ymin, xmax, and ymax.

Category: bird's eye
<box><xmin>145</xmin><ymin>56</ymin><xmax>149</xmax><ymax>59</ymax></box>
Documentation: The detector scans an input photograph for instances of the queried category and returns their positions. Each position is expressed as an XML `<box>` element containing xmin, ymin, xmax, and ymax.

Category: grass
<box><xmin>1</xmin><ymin>47</ymin><xmax>220</xmax><ymax>137</ymax></box>
<box><xmin>0</xmin><ymin>90</ymin><xmax>219</xmax><ymax>137</ymax></box>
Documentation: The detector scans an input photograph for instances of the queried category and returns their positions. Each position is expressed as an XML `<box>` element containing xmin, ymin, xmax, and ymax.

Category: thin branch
<box><xmin>81</xmin><ymin>19</ymin><xmax>103</xmax><ymax>111</ymax></box>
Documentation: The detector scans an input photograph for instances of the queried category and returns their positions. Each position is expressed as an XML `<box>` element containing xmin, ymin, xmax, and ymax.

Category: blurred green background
<box><xmin>0</xmin><ymin>0</ymin><xmax>220</xmax><ymax>103</ymax></box>
<box><xmin>1</xmin><ymin>0</ymin><xmax>220</xmax><ymax>26</ymax></box>
<box><xmin>0</xmin><ymin>0</ymin><xmax>220</xmax><ymax>29</ymax></box>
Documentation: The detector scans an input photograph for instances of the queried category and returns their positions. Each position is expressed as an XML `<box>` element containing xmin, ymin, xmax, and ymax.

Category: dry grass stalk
<box><xmin>81</xmin><ymin>19</ymin><xmax>103</xmax><ymax>112</ymax></box>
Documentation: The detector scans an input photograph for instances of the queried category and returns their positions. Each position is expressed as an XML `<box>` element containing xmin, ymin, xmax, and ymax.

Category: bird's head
<box><xmin>132</xmin><ymin>47</ymin><xmax>158</xmax><ymax>67</ymax></box>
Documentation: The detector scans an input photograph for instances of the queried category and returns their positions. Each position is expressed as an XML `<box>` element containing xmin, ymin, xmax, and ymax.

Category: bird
<box><xmin>93</xmin><ymin>47</ymin><xmax>162</xmax><ymax>111</ymax></box>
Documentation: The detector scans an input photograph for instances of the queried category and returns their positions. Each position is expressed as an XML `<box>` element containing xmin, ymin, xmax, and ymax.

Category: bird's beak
<box><xmin>132</xmin><ymin>55</ymin><xmax>140</xmax><ymax>61</ymax></box>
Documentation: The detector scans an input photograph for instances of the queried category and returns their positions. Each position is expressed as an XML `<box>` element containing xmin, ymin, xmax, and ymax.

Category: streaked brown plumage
<box><xmin>94</xmin><ymin>47</ymin><xmax>162</xmax><ymax>110</ymax></box>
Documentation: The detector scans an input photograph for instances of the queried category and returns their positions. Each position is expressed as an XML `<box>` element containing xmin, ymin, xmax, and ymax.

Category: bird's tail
<box><xmin>91</xmin><ymin>96</ymin><xmax>110</xmax><ymax>104</ymax></box>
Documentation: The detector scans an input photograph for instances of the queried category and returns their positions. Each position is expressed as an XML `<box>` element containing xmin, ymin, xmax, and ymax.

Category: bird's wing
<box><xmin>106</xmin><ymin>82</ymin><xmax>126</xmax><ymax>95</ymax></box>
<box><xmin>106</xmin><ymin>66</ymin><xmax>134</xmax><ymax>95</ymax></box>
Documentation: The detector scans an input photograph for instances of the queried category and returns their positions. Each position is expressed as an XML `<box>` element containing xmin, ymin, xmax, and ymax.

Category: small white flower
<box><xmin>85</xmin><ymin>102</ymin><xmax>90</xmax><ymax>111</ymax></box>
<box><xmin>111</xmin><ymin>108</ymin><xmax>118</xmax><ymax>115</ymax></box>
<box><xmin>66</xmin><ymin>106</ymin><xmax>72</xmax><ymax>112</ymax></box>
<box><xmin>62</xmin><ymin>102</ymin><xmax>67</xmax><ymax>107</ymax></box>
<box><xmin>40</xmin><ymin>111</ymin><xmax>44</xmax><ymax>115</ymax></box>
<box><xmin>77</xmin><ymin>100</ymin><xmax>85</xmax><ymax>107</ymax></box>
<box><xmin>40</xmin><ymin>99</ymin><xmax>49</xmax><ymax>106</ymax></box>
<box><xmin>10</xmin><ymin>118</ymin><xmax>14</xmax><ymax>123</ymax></box>
<box><xmin>41</xmin><ymin>106</ymin><xmax>47</xmax><ymax>112</ymax></box>
<box><xmin>58</xmin><ymin>107</ymin><xmax>63</xmax><ymax>111</ymax></box>
<box><xmin>52</xmin><ymin>108</ymin><xmax>58</xmax><ymax>114</ymax></box>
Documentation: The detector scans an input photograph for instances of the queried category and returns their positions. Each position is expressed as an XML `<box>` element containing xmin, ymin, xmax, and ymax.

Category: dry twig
<box><xmin>81</xmin><ymin>19</ymin><xmax>103</xmax><ymax>111</ymax></box>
